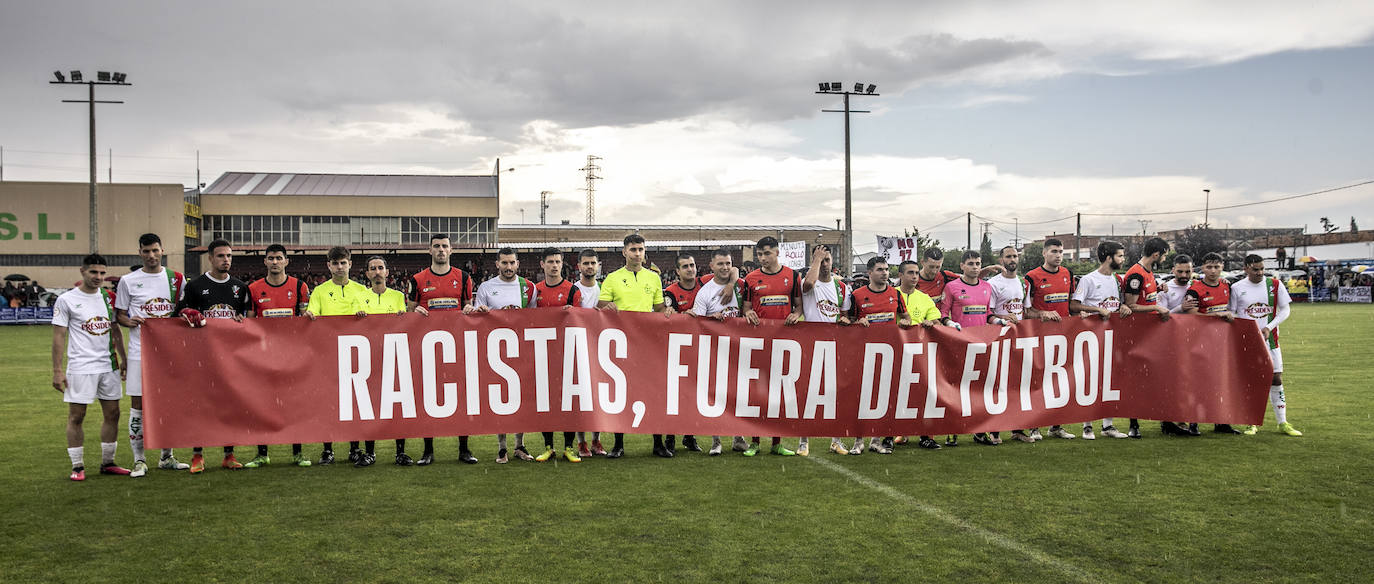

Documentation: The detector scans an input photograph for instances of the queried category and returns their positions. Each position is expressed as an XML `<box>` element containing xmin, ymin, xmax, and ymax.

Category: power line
<box><xmin>1078</xmin><ymin>179</ymin><xmax>1374</xmax><ymax>217</ymax></box>
<box><xmin>972</xmin><ymin>212</ymin><xmax>1076</xmax><ymax>226</ymax></box>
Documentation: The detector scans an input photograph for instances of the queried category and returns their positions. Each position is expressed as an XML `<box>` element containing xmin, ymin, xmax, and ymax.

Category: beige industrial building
<box><xmin>0</xmin><ymin>180</ymin><xmax>189</xmax><ymax>288</ymax></box>
<box><xmin>2</xmin><ymin>173</ymin><xmax>842</xmax><ymax>290</ymax></box>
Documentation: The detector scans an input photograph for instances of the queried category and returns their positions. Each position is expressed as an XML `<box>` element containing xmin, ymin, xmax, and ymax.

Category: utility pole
<box><xmin>817</xmin><ymin>81</ymin><xmax>879</xmax><ymax>273</ymax></box>
<box><xmin>966</xmin><ymin>212</ymin><xmax>972</xmax><ymax>251</ymax></box>
<box><xmin>579</xmin><ymin>155</ymin><xmax>601</xmax><ymax>225</ymax></box>
<box><xmin>1137</xmin><ymin>219</ymin><xmax>1152</xmax><ymax>236</ymax></box>
<box><xmin>1014</xmin><ymin>217</ymin><xmax>1019</xmax><ymax>249</ymax></box>
<box><xmin>1203</xmin><ymin>188</ymin><xmax>1211</xmax><ymax>227</ymax></box>
<box><xmin>1075</xmin><ymin>213</ymin><xmax>1082</xmax><ymax>262</ymax></box>
<box><xmin>51</xmin><ymin>70</ymin><xmax>130</xmax><ymax>253</ymax></box>
<box><xmin>539</xmin><ymin>190</ymin><xmax>551</xmax><ymax>225</ymax></box>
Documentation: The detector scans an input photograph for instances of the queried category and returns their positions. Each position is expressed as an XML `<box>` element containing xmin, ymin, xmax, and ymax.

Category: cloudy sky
<box><xmin>3</xmin><ymin>1</ymin><xmax>1372</xmax><ymax>252</ymax></box>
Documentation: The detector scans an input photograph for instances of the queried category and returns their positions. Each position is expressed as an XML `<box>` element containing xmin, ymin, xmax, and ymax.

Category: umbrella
<box><xmin>4</xmin><ymin>274</ymin><xmax>30</xmax><ymax>281</ymax></box>
<box><xmin>1296</xmin><ymin>256</ymin><xmax>1318</xmax><ymax>264</ymax></box>
<box><xmin>1354</xmin><ymin>265</ymin><xmax>1370</xmax><ymax>273</ymax></box>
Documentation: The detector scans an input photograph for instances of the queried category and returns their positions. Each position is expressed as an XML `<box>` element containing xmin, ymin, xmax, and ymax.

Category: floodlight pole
<box><xmin>52</xmin><ymin>73</ymin><xmax>130</xmax><ymax>253</ymax></box>
<box><xmin>819</xmin><ymin>86</ymin><xmax>878</xmax><ymax>272</ymax></box>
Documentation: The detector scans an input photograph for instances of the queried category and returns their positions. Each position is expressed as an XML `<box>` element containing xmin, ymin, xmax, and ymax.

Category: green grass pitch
<box><xmin>2</xmin><ymin>304</ymin><xmax>1371</xmax><ymax>582</ymax></box>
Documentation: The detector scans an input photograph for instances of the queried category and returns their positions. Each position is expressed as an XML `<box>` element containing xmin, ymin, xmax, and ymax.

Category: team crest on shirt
<box><xmin>1244</xmin><ymin>302</ymin><xmax>1273</xmax><ymax>318</ymax></box>
<box><xmin>232</xmin><ymin>285</ymin><xmax>241</xmax><ymax>296</ymax></box>
<box><xmin>80</xmin><ymin>316</ymin><xmax>112</xmax><ymax>336</ymax></box>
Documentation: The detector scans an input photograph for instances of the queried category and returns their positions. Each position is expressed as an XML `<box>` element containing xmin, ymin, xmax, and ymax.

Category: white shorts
<box><xmin>65</xmin><ymin>371</ymin><xmax>123</xmax><ymax>404</ymax></box>
<box><xmin>126</xmin><ymin>359</ymin><xmax>142</xmax><ymax>397</ymax></box>
<box><xmin>1270</xmin><ymin>347</ymin><xmax>1283</xmax><ymax>373</ymax></box>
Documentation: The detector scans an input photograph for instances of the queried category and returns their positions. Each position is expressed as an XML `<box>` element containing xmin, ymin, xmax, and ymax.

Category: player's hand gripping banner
<box><xmin>141</xmin><ymin>310</ymin><xmax>1274</xmax><ymax>447</ymax></box>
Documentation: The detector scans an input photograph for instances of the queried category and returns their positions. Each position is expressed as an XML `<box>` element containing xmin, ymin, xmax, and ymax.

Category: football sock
<box><xmin>455</xmin><ymin>436</ymin><xmax>465</xmax><ymax>453</ymax></box>
<box><xmin>1270</xmin><ymin>385</ymin><xmax>1288</xmax><ymax>424</ymax></box>
<box><xmin>223</xmin><ymin>446</ymin><xmax>234</xmax><ymax>455</ymax></box>
<box><xmin>292</xmin><ymin>443</ymin><xmax>302</xmax><ymax>455</ymax></box>
<box><xmin>193</xmin><ymin>447</ymin><xmax>204</xmax><ymax>454</ymax></box>
<box><xmin>365</xmin><ymin>441</ymin><xmax>375</xmax><ymax>455</ymax></box>
<box><xmin>497</xmin><ymin>434</ymin><xmax>507</xmax><ymax>450</ymax></box>
<box><xmin>593</xmin><ymin>432</ymin><xmax>601</xmax><ymax>442</ymax></box>
<box><xmin>322</xmin><ymin>442</ymin><xmax>333</xmax><ymax>453</ymax></box>
<box><xmin>160</xmin><ymin>448</ymin><xmax>173</xmax><ymax>460</ymax></box>
<box><xmin>612</xmin><ymin>433</ymin><xmax>624</xmax><ymax>449</ymax></box>
<box><xmin>258</xmin><ymin>445</ymin><xmax>269</xmax><ymax>457</ymax></box>
<box><xmin>542</xmin><ymin>432</ymin><xmax>555</xmax><ymax>449</ymax></box>
<box><xmin>576</xmin><ymin>432</ymin><xmax>586</xmax><ymax>443</ymax></box>
<box><xmin>1102</xmin><ymin>418</ymin><xmax>1115</xmax><ymax>428</ymax></box>
<box><xmin>799</xmin><ymin>437</ymin><xmax>810</xmax><ymax>448</ymax></box>
<box><xmin>100</xmin><ymin>442</ymin><xmax>116</xmax><ymax>465</ymax></box>
<box><xmin>67</xmin><ymin>446</ymin><xmax>83</xmax><ymax>468</ymax></box>
<box><xmin>349</xmin><ymin>441</ymin><xmax>360</xmax><ymax>452</ymax></box>
<box><xmin>396</xmin><ymin>439</ymin><xmax>406</xmax><ymax>454</ymax></box>
<box><xmin>653</xmin><ymin>434</ymin><xmax>664</xmax><ymax>448</ymax></box>
<box><xmin>425</xmin><ymin>437</ymin><xmax>436</xmax><ymax>454</ymax></box>
<box><xmin>563</xmin><ymin>432</ymin><xmax>575</xmax><ymax>449</ymax></box>
<box><xmin>128</xmin><ymin>408</ymin><xmax>145</xmax><ymax>462</ymax></box>
<box><xmin>514</xmin><ymin>434</ymin><xmax>525</xmax><ymax>449</ymax></box>
<box><xmin>751</xmin><ymin>437</ymin><xmax>761</xmax><ymax>445</ymax></box>
<box><xmin>771</xmin><ymin>437</ymin><xmax>781</xmax><ymax>446</ymax></box>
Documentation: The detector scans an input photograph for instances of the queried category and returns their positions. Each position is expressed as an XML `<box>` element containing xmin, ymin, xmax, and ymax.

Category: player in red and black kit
<box><xmin>740</xmin><ymin>237</ymin><xmax>803</xmax><ymax>457</ymax></box>
<box><xmin>531</xmin><ymin>247</ymin><xmax>584</xmax><ymax>462</ymax></box>
<box><xmin>847</xmin><ymin>256</ymin><xmax>912</xmax><ymax>453</ymax></box>
<box><xmin>1022</xmin><ymin>238</ymin><xmax>1077</xmax><ymax>440</ymax></box>
<box><xmin>1121</xmin><ymin>237</ymin><xmax>1175</xmax><ymax>439</ymax></box>
<box><xmin>915</xmin><ymin>248</ymin><xmax>960</xmax><ymax>314</ymax></box>
<box><xmin>243</xmin><ymin>243</ymin><xmax>312</xmax><ymax>468</ymax></box>
<box><xmin>175</xmin><ymin>239</ymin><xmax>253</xmax><ymax>472</ymax></box>
<box><xmin>407</xmin><ymin>233</ymin><xmax>476</xmax><ymax>465</ymax></box>
<box><xmin>1183</xmin><ymin>252</ymin><xmax>1236</xmax><ymax>436</ymax></box>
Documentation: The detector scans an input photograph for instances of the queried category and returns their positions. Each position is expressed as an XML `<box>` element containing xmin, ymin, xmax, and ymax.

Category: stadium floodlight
<box><xmin>69</xmin><ymin>70</ymin><xmax>82</xmax><ymax>82</ymax></box>
<box><xmin>818</xmin><ymin>82</ymin><xmax>829</xmax><ymax>92</ymax></box>
<box><xmin>53</xmin><ymin>71</ymin><xmax>65</xmax><ymax>82</ymax></box>
<box><xmin>112</xmin><ymin>72</ymin><xmax>126</xmax><ymax>83</ymax></box>
<box><xmin>97</xmin><ymin>71</ymin><xmax>111</xmax><ymax>82</ymax></box>
<box><xmin>854</xmin><ymin>82</ymin><xmax>864</xmax><ymax>92</ymax></box>
<box><xmin>866</xmin><ymin>84</ymin><xmax>876</xmax><ymax>94</ymax></box>
<box><xmin>829</xmin><ymin>82</ymin><xmax>842</xmax><ymax>91</ymax></box>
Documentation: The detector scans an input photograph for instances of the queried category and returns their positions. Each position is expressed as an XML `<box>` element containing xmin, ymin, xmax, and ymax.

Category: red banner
<box><xmin>141</xmin><ymin>309</ymin><xmax>1274</xmax><ymax>448</ymax></box>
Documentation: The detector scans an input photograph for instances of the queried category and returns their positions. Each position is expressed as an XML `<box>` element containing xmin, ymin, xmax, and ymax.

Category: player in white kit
<box><xmin>571</xmin><ymin>249</ymin><xmax>607</xmax><ymax>457</ymax></box>
<box><xmin>53</xmin><ymin>254</ymin><xmax>131</xmax><ymax>480</ymax></box>
<box><xmin>1068</xmin><ymin>241</ymin><xmax>1131</xmax><ymax>440</ymax></box>
<box><xmin>113</xmin><ymin>233</ymin><xmax>190</xmax><ymax>475</ymax></box>
<box><xmin>473</xmin><ymin>248</ymin><xmax>541</xmax><ymax>462</ymax></box>
<box><xmin>1229</xmin><ymin>254</ymin><xmax>1302</xmax><ymax>436</ymax></box>
<box><xmin>792</xmin><ymin>245</ymin><xmax>857</xmax><ymax>456</ymax></box>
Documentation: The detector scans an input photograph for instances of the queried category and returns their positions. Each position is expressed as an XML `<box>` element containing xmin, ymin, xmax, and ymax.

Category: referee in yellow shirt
<box><xmin>597</xmin><ymin>234</ymin><xmax>674</xmax><ymax>459</ymax></box>
<box><xmin>353</xmin><ymin>255</ymin><xmax>410</xmax><ymax>466</ymax></box>
<box><xmin>304</xmin><ymin>246</ymin><xmax>369</xmax><ymax>466</ymax></box>
<box><xmin>895</xmin><ymin>260</ymin><xmax>954</xmax><ymax>451</ymax></box>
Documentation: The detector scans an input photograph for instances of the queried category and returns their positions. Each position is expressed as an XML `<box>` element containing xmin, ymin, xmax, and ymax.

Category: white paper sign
<box><xmin>1337</xmin><ymin>286</ymin><xmax>1371</xmax><ymax>303</ymax></box>
<box><xmin>779</xmin><ymin>241</ymin><xmax>807</xmax><ymax>270</ymax></box>
<box><xmin>876</xmin><ymin>235</ymin><xmax>919</xmax><ymax>264</ymax></box>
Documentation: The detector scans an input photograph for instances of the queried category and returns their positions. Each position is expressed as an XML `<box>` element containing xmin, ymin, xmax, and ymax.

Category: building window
<box><xmin>207</xmin><ymin>215</ymin><xmax>493</xmax><ymax>248</ymax></box>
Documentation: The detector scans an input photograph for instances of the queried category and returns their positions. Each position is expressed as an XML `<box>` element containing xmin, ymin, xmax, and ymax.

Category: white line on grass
<box><xmin>807</xmin><ymin>456</ymin><xmax>1097</xmax><ymax>583</ymax></box>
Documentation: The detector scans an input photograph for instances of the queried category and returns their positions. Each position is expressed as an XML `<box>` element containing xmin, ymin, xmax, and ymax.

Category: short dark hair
<box><xmin>1245</xmin><ymin>254</ymin><xmax>1264</xmax><ymax>266</ymax></box>
<box><xmin>82</xmin><ymin>253</ymin><xmax>108</xmax><ymax>268</ymax></box>
<box><xmin>1201</xmin><ymin>252</ymin><xmax>1224</xmax><ymax>265</ymax></box>
<box><xmin>579</xmin><ymin>248</ymin><xmax>598</xmax><ymax>260</ymax></box>
<box><xmin>755</xmin><ymin>236</ymin><xmax>779</xmax><ymax>250</ymax></box>
<box><xmin>1044</xmin><ymin>238</ymin><xmax>1063</xmax><ymax>248</ymax></box>
<box><xmin>1000</xmin><ymin>245</ymin><xmax>1017</xmax><ymax>255</ymax></box>
<box><xmin>1096</xmin><ymin>241</ymin><xmax>1124</xmax><ymax>262</ymax></box>
<box><xmin>961</xmin><ymin>250</ymin><xmax>981</xmax><ymax>263</ymax></box>
<box><xmin>675</xmin><ymin>253</ymin><xmax>694</xmax><ymax>268</ymax></box>
<box><xmin>430</xmin><ymin>233</ymin><xmax>449</xmax><ymax>243</ymax></box>
<box><xmin>898</xmin><ymin>260</ymin><xmax>919</xmax><ymax>271</ymax></box>
<box><xmin>866</xmin><ymin>256</ymin><xmax>888</xmax><ymax>270</ymax></box>
<box><xmin>265</xmin><ymin>243</ymin><xmax>287</xmax><ymax>256</ymax></box>
<box><xmin>327</xmin><ymin>246</ymin><xmax>350</xmax><ymax>261</ymax></box>
<box><xmin>542</xmin><ymin>247</ymin><xmax>564</xmax><ymax>261</ymax></box>
<box><xmin>623</xmin><ymin>234</ymin><xmax>645</xmax><ymax>247</ymax></box>
<box><xmin>712</xmin><ymin>248</ymin><xmax>733</xmax><ymax>260</ymax></box>
<box><xmin>1173</xmin><ymin>254</ymin><xmax>1193</xmax><ymax>266</ymax></box>
<box><xmin>923</xmin><ymin>247</ymin><xmax>943</xmax><ymax>261</ymax></box>
<box><xmin>366</xmin><ymin>255</ymin><xmax>387</xmax><ymax>267</ymax></box>
<box><xmin>138</xmin><ymin>233</ymin><xmax>162</xmax><ymax>248</ymax></box>
<box><xmin>1142</xmin><ymin>237</ymin><xmax>1169</xmax><ymax>258</ymax></box>
<box><xmin>497</xmin><ymin>246</ymin><xmax>517</xmax><ymax>257</ymax></box>
<box><xmin>207</xmin><ymin>239</ymin><xmax>232</xmax><ymax>256</ymax></box>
